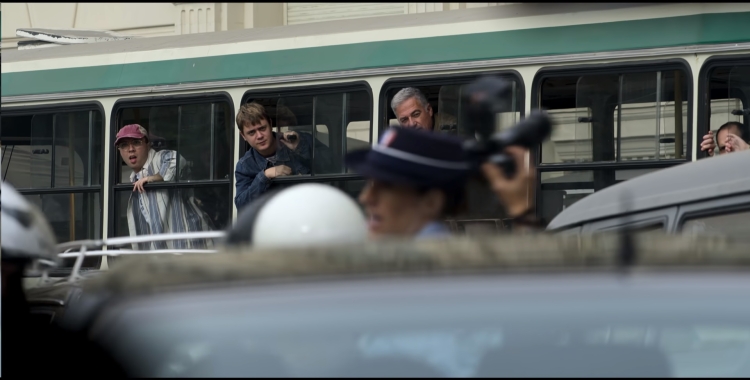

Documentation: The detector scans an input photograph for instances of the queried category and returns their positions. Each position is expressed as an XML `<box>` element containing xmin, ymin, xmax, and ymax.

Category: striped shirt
<box><xmin>127</xmin><ymin>149</ymin><xmax>215</xmax><ymax>250</ymax></box>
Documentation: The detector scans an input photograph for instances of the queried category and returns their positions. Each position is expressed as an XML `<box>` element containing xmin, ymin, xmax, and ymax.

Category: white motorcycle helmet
<box><xmin>226</xmin><ymin>183</ymin><xmax>368</xmax><ymax>249</ymax></box>
<box><xmin>1</xmin><ymin>181</ymin><xmax>59</xmax><ymax>263</ymax></box>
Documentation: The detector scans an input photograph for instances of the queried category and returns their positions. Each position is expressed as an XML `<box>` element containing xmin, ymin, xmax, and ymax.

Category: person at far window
<box><xmin>346</xmin><ymin>127</ymin><xmax>469</xmax><ymax>239</ymax></box>
<box><xmin>234</xmin><ymin>102</ymin><xmax>333</xmax><ymax>211</ymax></box>
<box><xmin>391</xmin><ymin>87</ymin><xmax>436</xmax><ymax>131</ymax></box>
<box><xmin>115</xmin><ymin>124</ymin><xmax>215</xmax><ymax>250</ymax></box>
<box><xmin>700</xmin><ymin>121</ymin><xmax>749</xmax><ymax>156</ymax></box>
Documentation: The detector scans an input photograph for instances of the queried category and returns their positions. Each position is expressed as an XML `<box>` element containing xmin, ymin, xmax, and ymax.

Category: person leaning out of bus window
<box><xmin>391</xmin><ymin>87</ymin><xmax>436</xmax><ymax>131</ymax></box>
<box><xmin>700</xmin><ymin>121</ymin><xmax>749</xmax><ymax>156</ymax></box>
<box><xmin>391</xmin><ymin>87</ymin><xmax>458</xmax><ymax>134</ymax></box>
<box><xmin>346</xmin><ymin>127</ymin><xmax>469</xmax><ymax>239</ymax></box>
<box><xmin>115</xmin><ymin>124</ymin><xmax>215</xmax><ymax>249</ymax></box>
<box><xmin>234</xmin><ymin>102</ymin><xmax>334</xmax><ymax>211</ymax></box>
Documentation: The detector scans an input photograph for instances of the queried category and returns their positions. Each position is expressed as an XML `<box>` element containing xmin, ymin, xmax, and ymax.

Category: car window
<box><xmin>595</xmin><ymin>223</ymin><xmax>665</xmax><ymax>236</ymax></box>
<box><xmin>681</xmin><ymin>209</ymin><xmax>750</xmax><ymax>243</ymax></box>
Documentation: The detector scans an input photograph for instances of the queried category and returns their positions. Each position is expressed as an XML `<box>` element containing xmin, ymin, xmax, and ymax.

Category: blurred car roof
<box><xmin>547</xmin><ymin>150</ymin><xmax>750</xmax><ymax>231</ymax></box>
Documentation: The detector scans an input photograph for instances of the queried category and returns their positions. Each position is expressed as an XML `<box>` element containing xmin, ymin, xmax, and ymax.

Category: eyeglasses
<box><xmin>117</xmin><ymin>140</ymin><xmax>146</xmax><ymax>150</ymax></box>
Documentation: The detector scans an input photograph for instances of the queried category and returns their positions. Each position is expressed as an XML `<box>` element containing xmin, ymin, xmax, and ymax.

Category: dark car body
<box><xmin>35</xmin><ymin>234</ymin><xmax>750</xmax><ymax>378</ymax></box>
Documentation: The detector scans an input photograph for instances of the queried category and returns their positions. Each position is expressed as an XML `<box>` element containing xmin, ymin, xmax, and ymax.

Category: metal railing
<box><xmin>55</xmin><ymin>231</ymin><xmax>227</xmax><ymax>283</ymax></box>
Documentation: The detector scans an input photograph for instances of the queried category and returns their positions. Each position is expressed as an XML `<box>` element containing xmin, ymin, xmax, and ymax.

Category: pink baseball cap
<box><xmin>115</xmin><ymin>124</ymin><xmax>148</xmax><ymax>146</ymax></box>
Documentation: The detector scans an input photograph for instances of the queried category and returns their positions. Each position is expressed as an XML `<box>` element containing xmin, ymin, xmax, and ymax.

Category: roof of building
<box><xmin>1</xmin><ymin>3</ymin><xmax>659</xmax><ymax>64</ymax></box>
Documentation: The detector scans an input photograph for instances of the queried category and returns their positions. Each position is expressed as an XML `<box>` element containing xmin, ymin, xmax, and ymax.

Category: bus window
<box><xmin>1</xmin><ymin>109</ymin><xmax>104</xmax><ymax>271</ymax></box>
<box><xmin>246</xmin><ymin>87</ymin><xmax>372</xmax><ymax>176</ymax></box>
<box><xmin>381</xmin><ymin>73</ymin><xmax>524</xmax><ymax>225</ymax></box>
<box><xmin>112</xmin><ymin>99</ymin><xmax>234</xmax><ymax>250</ymax></box>
<box><xmin>116</xmin><ymin>102</ymin><xmax>233</xmax><ymax>184</ymax></box>
<box><xmin>710</xmin><ymin>98</ymin><xmax>744</xmax><ymax>129</ymax></box>
<box><xmin>706</xmin><ymin>64</ymin><xmax>749</xmax><ymax>139</ymax></box>
<box><xmin>536</xmin><ymin>64</ymin><xmax>690</xmax><ymax>222</ymax></box>
<box><xmin>437</xmin><ymin>85</ymin><xmax>460</xmax><ymax>135</ymax></box>
<box><xmin>274</xmin><ymin>95</ymin><xmax>317</xmax><ymax>173</ymax></box>
<box><xmin>437</xmin><ymin>81</ymin><xmax>520</xmax><ymax>137</ymax></box>
<box><xmin>541</xmin><ymin>70</ymin><xmax>688</xmax><ymax>164</ymax></box>
<box><xmin>384</xmin><ymin>77</ymin><xmax>522</xmax><ymax>139</ymax></box>
<box><xmin>346</xmin><ymin>121</ymin><xmax>370</xmax><ymax>153</ymax></box>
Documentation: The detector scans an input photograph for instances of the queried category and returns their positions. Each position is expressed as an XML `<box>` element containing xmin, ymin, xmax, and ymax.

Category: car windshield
<box><xmin>92</xmin><ymin>273</ymin><xmax>750</xmax><ymax>378</ymax></box>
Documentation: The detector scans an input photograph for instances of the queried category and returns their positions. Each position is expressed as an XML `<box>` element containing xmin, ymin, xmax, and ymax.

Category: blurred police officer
<box><xmin>1</xmin><ymin>182</ymin><xmax>127</xmax><ymax>377</ymax></box>
<box><xmin>345</xmin><ymin>126</ymin><xmax>470</xmax><ymax>239</ymax></box>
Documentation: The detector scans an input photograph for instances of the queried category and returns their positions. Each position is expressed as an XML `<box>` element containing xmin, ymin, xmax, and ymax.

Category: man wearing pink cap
<box><xmin>115</xmin><ymin>124</ymin><xmax>214</xmax><ymax>249</ymax></box>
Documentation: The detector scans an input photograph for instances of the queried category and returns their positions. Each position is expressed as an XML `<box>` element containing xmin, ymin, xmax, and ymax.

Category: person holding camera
<box><xmin>234</xmin><ymin>102</ymin><xmax>333</xmax><ymax>211</ymax></box>
<box><xmin>346</xmin><ymin>126</ymin><xmax>469</xmax><ymax>239</ymax></box>
<box><xmin>700</xmin><ymin>121</ymin><xmax>749</xmax><ymax>157</ymax></box>
<box><xmin>480</xmin><ymin>146</ymin><xmax>545</xmax><ymax>231</ymax></box>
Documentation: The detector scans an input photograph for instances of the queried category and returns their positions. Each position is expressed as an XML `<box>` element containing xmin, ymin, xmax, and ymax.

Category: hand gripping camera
<box><xmin>461</xmin><ymin>75</ymin><xmax>553</xmax><ymax>178</ymax></box>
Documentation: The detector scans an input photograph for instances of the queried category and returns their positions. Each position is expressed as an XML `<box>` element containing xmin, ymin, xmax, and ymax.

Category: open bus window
<box><xmin>382</xmin><ymin>76</ymin><xmax>524</xmax><ymax>226</ymax></box>
<box><xmin>383</xmin><ymin>79</ymin><xmax>522</xmax><ymax>138</ymax></box>
<box><xmin>1</xmin><ymin>110</ymin><xmax>103</xmax><ymax>270</ymax></box>
<box><xmin>707</xmin><ymin>65</ymin><xmax>749</xmax><ymax>140</ymax></box>
<box><xmin>536</xmin><ymin>65</ymin><xmax>691</xmax><ymax>223</ymax></box>
<box><xmin>540</xmin><ymin>70</ymin><xmax>689</xmax><ymax>164</ymax></box>
<box><xmin>437</xmin><ymin>83</ymin><xmax>520</xmax><ymax>137</ymax></box>
<box><xmin>245</xmin><ymin>89</ymin><xmax>371</xmax><ymax>176</ymax></box>
<box><xmin>110</xmin><ymin>100</ymin><xmax>234</xmax><ymax>253</ymax></box>
<box><xmin>383</xmin><ymin>74</ymin><xmax>523</xmax><ymax>229</ymax></box>
<box><xmin>116</xmin><ymin>103</ymin><xmax>233</xmax><ymax>184</ymax></box>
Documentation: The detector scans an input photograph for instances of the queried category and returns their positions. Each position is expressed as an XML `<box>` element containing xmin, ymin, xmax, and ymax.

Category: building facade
<box><xmin>1</xmin><ymin>3</ymin><xmax>508</xmax><ymax>50</ymax></box>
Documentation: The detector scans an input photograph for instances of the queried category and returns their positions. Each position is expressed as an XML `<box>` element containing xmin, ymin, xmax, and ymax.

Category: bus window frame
<box><xmin>697</xmin><ymin>53</ymin><xmax>750</xmax><ymax>159</ymax></box>
<box><xmin>1</xmin><ymin>100</ymin><xmax>107</xmax><ymax>275</ymax></box>
<box><xmin>238</xmin><ymin>81</ymin><xmax>373</xmax><ymax>185</ymax></box>
<box><xmin>531</xmin><ymin>58</ymin><xmax>694</xmax><ymax>222</ymax></box>
<box><xmin>108</xmin><ymin>92</ymin><xmax>236</xmax><ymax>241</ymax></box>
<box><xmin>378</xmin><ymin>70</ymin><xmax>526</xmax><ymax>138</ymax></box>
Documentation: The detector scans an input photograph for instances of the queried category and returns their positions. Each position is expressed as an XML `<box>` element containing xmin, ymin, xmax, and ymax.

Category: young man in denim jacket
<box><xmin>234</xmin><ymin>102</ymin><xmax>333</xmax><ymax>211</ymax></box>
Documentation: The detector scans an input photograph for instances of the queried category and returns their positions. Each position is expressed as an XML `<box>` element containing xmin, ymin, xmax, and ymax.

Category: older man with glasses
<box><xmin>115</xmin><ymin>124</ymin><xmax>214</xmax><ymax>250</ymax></box>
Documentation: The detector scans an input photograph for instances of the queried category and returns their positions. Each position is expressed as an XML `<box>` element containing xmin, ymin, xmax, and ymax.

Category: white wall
<box><xmin>1</xmin><ymin>2</ymin><xmax>509</xmax><ymax>50</ymax></box>
<box><xmin>1</xmin><ymin>3</ymin><xmax>176</xmax><ymax>49</ymax></box>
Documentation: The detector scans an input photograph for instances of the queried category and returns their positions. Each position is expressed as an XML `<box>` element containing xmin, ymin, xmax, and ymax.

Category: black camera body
<box><xmin>460</xmin><ymin>75</ymin><xmax>553</xmax><ymax>178</ymax></box>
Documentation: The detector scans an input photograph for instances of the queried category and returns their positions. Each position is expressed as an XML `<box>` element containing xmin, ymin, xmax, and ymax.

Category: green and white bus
<box><xmin>2</xmin><ymin>3</ymin><xmax>749</xmax><ymax>274</ymax></box>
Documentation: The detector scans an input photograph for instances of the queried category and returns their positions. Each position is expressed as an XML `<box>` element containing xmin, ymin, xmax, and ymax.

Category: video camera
<box><xmin>461</xmin><ymin>75</ymin><xmax>553</xmax><ymax>178</ymax></box>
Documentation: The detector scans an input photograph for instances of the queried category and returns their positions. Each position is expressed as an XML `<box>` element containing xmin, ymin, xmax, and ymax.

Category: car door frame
<box><xmin>673</xmin><ymin>192</ymin><xmax>750</xmax><ymax>233</ymax></box>
<box><xmin>581</xmin><ymin>206</ymin><xmax>678</xmax><ymax>234</ymax></box>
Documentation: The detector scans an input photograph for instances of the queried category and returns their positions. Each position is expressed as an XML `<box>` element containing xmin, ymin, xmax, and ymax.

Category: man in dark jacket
<box><xmin>234</xmin><ymin>102</ymin><xmax>333</xmax><ymax>211</ymax></box>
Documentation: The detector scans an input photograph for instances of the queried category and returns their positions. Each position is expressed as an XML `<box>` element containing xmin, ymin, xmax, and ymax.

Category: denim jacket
<box><xmin>234</xmin><ymin>132</ymin><xmax>333</xmax><ymax>211</ymax></box>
